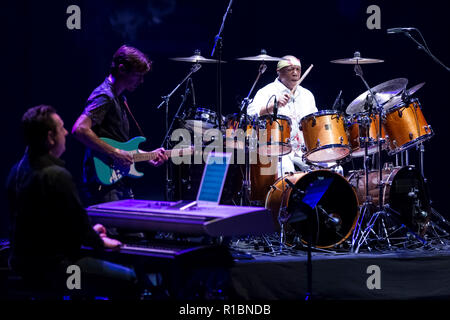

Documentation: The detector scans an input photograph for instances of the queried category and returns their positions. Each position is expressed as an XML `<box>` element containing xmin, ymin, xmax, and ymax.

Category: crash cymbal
<box><xmin>382</xmin><ymin>82</ymin><xmax>426</xmax><ymax>110</ymax></box>
<box><xmin>346</xmin><ymin>78</ymin><xmax>408</xmax><ymax>115</ymax></box>
<box><xmin>171</xmin><ymin>50</ymin><xmax>225</xmax><ymax>63</ymax></box>
<box><xmin>330</xmin><ymin>51</ymin><xmax>384</xmax><ymax>64</ymax></box>
<box><xmin>237</xmin><ymin>49</ymin><xmax>283</xmax><ymax>62</ymax></box>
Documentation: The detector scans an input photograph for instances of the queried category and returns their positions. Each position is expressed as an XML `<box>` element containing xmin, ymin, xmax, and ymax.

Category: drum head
<box><xmin>286</xmin><ymin>170</ymin><xmax>359</xmax><ymax>248</ymax></box>
<box><xmin>387</xmin><ymin>166</ymin><xmax>430</xmax><ymax>235</ymax></box>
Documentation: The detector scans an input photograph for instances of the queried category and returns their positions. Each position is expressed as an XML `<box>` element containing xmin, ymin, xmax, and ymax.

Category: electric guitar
<box><xmin>94</xmin><ymin>136</ymin><xmax>193</xmax><ymax>186</ymax></box>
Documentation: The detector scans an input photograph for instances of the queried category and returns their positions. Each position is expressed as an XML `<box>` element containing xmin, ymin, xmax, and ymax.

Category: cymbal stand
<box><xmin>157</xmin><ymin>63</ymin><xmax>202</xmax><ymax>201</ymax></box>
<box><xmin>350</xmin><ymin>112</ymin><xmax>374</xmax><ymax>251</ymax></box>
<box><xmin>351</xmin><ymin>61</ymin><xmax>392</xmax><ymax>253</ymax></box>
<box><xmin>237</xmin><ymin>62</ymin><xmax>267</xmax><ymax>205</ymax></box>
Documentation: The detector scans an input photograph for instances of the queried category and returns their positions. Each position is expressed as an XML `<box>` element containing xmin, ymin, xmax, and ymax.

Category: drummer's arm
<box><xmin>258</xmin><ymin>93</ymin><xmax>291</xmax><ymax>116</ymax></box>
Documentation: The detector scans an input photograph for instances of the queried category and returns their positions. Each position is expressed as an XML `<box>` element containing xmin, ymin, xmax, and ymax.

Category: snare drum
<box><xmin>346</xmin><ymin>113</ymin><xmax>386</xmax><ymax>157</ymax></box>
<box><xmin>265</xmin><ymin>170</ymin><xmax>359</xmax><ymax>248</ymax></box>
<box><xmin>300</xmin><ymin>110</ymin><xmax>350</xmax><ymax>163</ymax></box>
<box><xmin>182</xmin><ymin>107</ymin><xmax>223</xmax><ymax>134</ymax></box>
<box><xmin>257</xmin><ymin>115</ymin><xmax>292</xmax><ymax>156</ymax></box>
<box><xmin>383</xmin><ymin>98</ymin><xmax>433</xmax><ymax>154</ymax></box>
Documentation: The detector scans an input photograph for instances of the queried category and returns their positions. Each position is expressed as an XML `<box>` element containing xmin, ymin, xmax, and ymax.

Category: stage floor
<box><xmin>229</xmin><ymin>240</ymin><xmax>450</xmax><ymax>300</ymax></box>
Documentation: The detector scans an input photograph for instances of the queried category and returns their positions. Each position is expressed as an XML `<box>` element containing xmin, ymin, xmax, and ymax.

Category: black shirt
<box><xmin>7</xmin><ymin>151</ymin><xmax>104</xmax><ymax>274</ymax></box>
<box><xmin>82</xmin><ymin>77</ymin><xmax>130</xmax><ymax>185</ymax></box>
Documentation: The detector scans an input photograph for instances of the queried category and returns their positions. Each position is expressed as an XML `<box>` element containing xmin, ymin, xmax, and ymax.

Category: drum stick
<box><xmin>291</xmin><ymin>64</ymin><xmax>314</xmax><ymax>94</ymax></box>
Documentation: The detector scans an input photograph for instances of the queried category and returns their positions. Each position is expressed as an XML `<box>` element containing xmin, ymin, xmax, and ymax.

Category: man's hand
<box><xmin>149</xmin><ymin>147</ymin><xmax>168</xmax><ymax>167</ymax></box>
<box><xmin>102</xmin><ymin>236</ymin><xmax>122</xmax><ymax>249</ymax></box>
<box><xmin>93</xmin><ymin>224</ymin><xmax>107</xmax><ymax>238</ymax></box>
<box><xmin>277</xmin><ymin>92</ymin><xmax>291</xmax><ymax>108</ymax></box>
<box><xmin>112</xmin><ymin>149</ymin><xmax>133</xmax><ymax>169</ymax></box>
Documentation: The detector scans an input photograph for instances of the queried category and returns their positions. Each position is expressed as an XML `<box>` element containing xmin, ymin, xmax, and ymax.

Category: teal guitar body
<box><xmin>93</xmin><ymin>136</ymin><xmax>146</xmax><ymax>186</ymax></box>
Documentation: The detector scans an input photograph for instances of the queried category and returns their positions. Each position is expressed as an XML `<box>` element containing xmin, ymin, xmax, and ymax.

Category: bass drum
<box><xmin>265</xmin><ymin>170</ymin><xmax>359</xmax><ymax>248</ymax></box>
<box><xmin>346</xmin><ymin>166</ymin><xmax>430</xmax><ymax>236</ymax></box>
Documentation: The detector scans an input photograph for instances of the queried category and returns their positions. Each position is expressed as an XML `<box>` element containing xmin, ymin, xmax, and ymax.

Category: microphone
<box><xmin>332</xmin><ymin>90</ymin><xmax>343</xmax><ymax>110</ymax></box>
<box><xmin>387</xmin><ymin>27</ymin><xmax>415</xmax><ymax>34</ymax></box>
<box><xmin>273</xmin><ymin>96</ymin><xmax>278</xmax><ymax>122</ymax></box>
<box><xmin>317</xmin><ymin>205</ymin><xmax>340</xmax><ymax>225</ymax></box>
<box><xmin>284</xmin><ymin>178</ymin><xmax>305</xmax><ymax>195</ymax></box>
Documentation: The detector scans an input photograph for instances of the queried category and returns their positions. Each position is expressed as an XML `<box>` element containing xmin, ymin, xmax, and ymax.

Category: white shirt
<box><xmin>248</xmin><ymin>78</ymin><xmax>318</xmax><ymax>157</ymax></box>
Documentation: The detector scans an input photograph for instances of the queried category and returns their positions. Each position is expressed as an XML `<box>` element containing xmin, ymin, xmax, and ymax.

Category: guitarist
<box><xmin>72</xmin><ymin>45</ymin><xmax>168</xmax><ymax>205</ymax></box>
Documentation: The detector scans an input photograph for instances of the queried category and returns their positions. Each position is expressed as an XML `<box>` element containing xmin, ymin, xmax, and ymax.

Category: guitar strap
<box><xmin>122</xmin><ymin>97</ymin><xmax>146</xmax><ymax>138</ymax></box>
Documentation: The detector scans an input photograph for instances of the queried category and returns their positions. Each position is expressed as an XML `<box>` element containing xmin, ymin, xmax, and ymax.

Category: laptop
<box><xmin>175</xmin><ymin>152</ymin><xmax>232</xmax><ymax>210</ymax></box>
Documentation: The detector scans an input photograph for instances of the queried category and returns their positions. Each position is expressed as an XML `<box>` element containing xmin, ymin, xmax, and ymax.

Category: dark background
<box><xmin>1</xmin><ymin>0</ymin><xmax>449</xmax><ymax>238</ymax></box>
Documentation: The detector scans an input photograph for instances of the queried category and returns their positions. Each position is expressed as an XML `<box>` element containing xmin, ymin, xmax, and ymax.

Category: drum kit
<box><xmin>167</xmin><ymin>49</ymin><xmax>445</xmax><ymax>253</ymax></box>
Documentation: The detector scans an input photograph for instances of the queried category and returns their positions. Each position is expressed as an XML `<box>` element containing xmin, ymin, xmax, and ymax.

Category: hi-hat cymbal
<box><xmin>170</xmin><ymin>50</ymin><xmax>226</xmax><ymax>63</ymax></box>
<box><xmin>237</xmin><ymin>49</ymin><xmax>283</xmax><ymax>62</ymax></box>
<box><xmin>346</xmin><ymin>78</ymin><xmax>408</xmax><ymax>115</ymax></box>
<box><xmin>382</xmin><ymin>82</ymin><xmax>426</xmax><ymax>110</ymax></box>
<box><xmin>331</xmin><ymin>51</ymin><xmax>384</xmax><ymax>64</ymax></box>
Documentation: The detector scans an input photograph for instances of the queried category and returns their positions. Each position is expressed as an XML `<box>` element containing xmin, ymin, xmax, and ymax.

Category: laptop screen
<box><xmin>196</xmin><ymin>152</ymin><xmax>232</xmax><ymax>205</ymax></box>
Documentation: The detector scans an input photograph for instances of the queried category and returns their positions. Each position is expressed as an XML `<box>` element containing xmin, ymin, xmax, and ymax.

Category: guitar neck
<box><xmin>132</xmin><ymin>149</ymin><xmax>189</xmax><ymax>163</ymax></box>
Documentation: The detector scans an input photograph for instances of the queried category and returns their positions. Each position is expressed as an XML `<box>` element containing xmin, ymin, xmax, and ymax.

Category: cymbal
<box><xmin>237</xmin><ymin>49</ymin><xmax>283</xmax><ymax>62</ymax></box>
<box><xmin>382</xmin><ymin>82</ymin><xmax>426</xmax><ymax>110</ymax></box>
<box><xmin>346</xmin><ymin>78</ymin><xmax>408</xmax><ymax>115</ymax></box>
<box><xmin>331</xmin><ymin>51</ymin><xmax>384</xmax><ymax>64</ymax></box>
<box><xmin>170</xmin><ymin>50</ymin><xmax>225</xmax><ymax>63</ymax></box>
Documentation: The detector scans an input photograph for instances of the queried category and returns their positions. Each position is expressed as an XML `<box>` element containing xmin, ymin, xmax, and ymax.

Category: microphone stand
<box><xmin>401</xmin><ymin>29</ymin><xmax>450</xmax><ymax>72</ymax></box>
<box><xmin>211</xmin><ymin>0</ymin><xmax>234</xmax><ymax>132</ymax></box>
<box><xmin>157</xmin><ymin>63</ymin><xmax>202</xmax><ymax>201</ymax></box>
<box><xmin>237</xmin><ymin>62</ymin><xmax>267</xmax><ymax>205</ymax></box>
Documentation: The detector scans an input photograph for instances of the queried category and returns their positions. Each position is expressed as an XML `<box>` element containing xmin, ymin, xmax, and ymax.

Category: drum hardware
<box><xmin>234</xmin><ymin>55</ymin><xmax>274</xmax><ymax>206</ymax></box>
<box><xmin>333</xmin><ymin>53</ymin><xmax>410</xmax><ymax>252</ymax></box>
<box><xmin>157</xmin><ymin>63</ymin><xmax>203</xmax><ymax>201</ymax></box>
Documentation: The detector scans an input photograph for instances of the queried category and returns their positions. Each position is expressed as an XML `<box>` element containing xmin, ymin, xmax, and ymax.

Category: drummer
<box><xmin>248</xmin><ymin>55</ymin><xmax>317</xmax><ymax>175</ymax></box>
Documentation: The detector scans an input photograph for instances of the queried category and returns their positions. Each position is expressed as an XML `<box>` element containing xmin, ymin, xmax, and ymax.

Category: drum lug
<box><xmin>312</xmin><ymin>117</ymin><xmax>316</xmax><ymax>127</ymax></box>
<box><xmin>409</xmin><ymin>132</ymin><xmax>414</xmax><ymax>140</ymax></box>
<box><xmin>316</xmin><ymin>139</ymin><xmax>321</xmax><ymax>147</ymax></box>
<box><xmin>340</xmin><ymin>136</ymin><xmax>344</xmax><ymax>144</ymax></box>
<box><xmin>301</xmin><ymin>144</ymin><xmax>307</xmax><ymax>153</ymax></box>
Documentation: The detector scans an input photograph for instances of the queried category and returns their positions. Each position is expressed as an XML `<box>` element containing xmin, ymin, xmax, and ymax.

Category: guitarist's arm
<box><xmin>72</xmin><ymin>114</ymin><xmax>133</xmax><ymax>168</ymax></box>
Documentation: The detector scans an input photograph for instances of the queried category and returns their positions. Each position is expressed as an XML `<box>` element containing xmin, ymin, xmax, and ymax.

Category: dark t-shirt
<box><xmin>83</xmin><ymin>78</ymin><xmax>130</xmax><ymax>142</ymax></box>
<box><xmin>82</xmin><ymin>78</ymin><xmax>130</xmax><ymax>185</ymax></box>
<box><xmin>7</xmin><ymin>152</ymin><xmax>104</xmax><ymax>275</ymax></box>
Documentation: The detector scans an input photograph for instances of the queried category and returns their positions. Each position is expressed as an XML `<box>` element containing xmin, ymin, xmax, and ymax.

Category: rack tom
<box><xmin>346</xmin><ymin>113</ymin><xmax>386</xmax><ymax>157</ymax></box>
<box><xmin>383</xmin><ymin>98</ymin><xmax>433</xmax><ymax>154</ymax></box>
